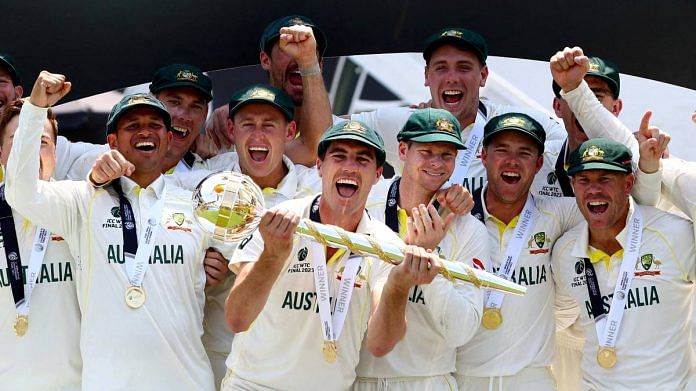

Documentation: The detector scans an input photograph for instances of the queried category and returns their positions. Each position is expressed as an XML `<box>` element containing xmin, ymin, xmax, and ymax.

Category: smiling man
<box><xmin>0</xmin><ymin>98</ymin><xmax>81</xmax><ymax>390</ymax></box>
<box><xmin>454</xmin><ymin>113</ymin><xmax>583</xmax><ymax>390</ymax></box>
<box><xmin>5</xmin><ymin>71</ymin><xmax>237</xmax><ymax>390</ymax></box>
<box><xmin>346</xmin><ymin>28</ymin><xmax>566</xmax><ymax>195</ymax></box>
<box><xmin>54</xmin><ymin>63</ymin><xmax>213</xmax><ymax>181</ymax></box>
<box><xmin>356</xmin><ymin>108</ymin><xmax>488</xmax><ymax>389</ymax></box>
<box><xmin>552</xmin><ymin>138</ymin><xmax>695</xmax><ymax>390</ymax></box>
<box><xmin>222</xmin><ymin>120</ymin><xmax>443</xmax><ymax>391</ymax></box>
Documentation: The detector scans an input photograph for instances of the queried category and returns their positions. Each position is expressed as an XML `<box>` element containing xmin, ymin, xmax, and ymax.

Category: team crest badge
<box><xmin>435</xmin><ymin>118</ymin><xmax>455</xmax><ymax>132</ymax></box>
<box><xmin>534</xmin><ymin>232</ymin><xmax>546</xmax><ymax>248</ymax></box>
<box><xmin>127</xmin><ymin>95</ymin><xmax>149</xmax><ymax>105</ymax></box>
<box><xmin>248</xmin><ymin>87</ymin><xmax>275</xmax><ymax>101</ymax></box>
<box><xmin>501</xmin><ymin>116</ymin><xmax>526</xmax><ymax>128</ymax></box>
<box><xmin>343</xmin><ymin>121</ymin><xmax>366</xmax><ymax>133</ymax></box>
<box><xmin>172</xmin><ymin>213</ymin><xmax>185</xmax><ymax>226</ymax></box>
<box><xmin>582</xmin><ymin>145</ymin><xmax>605</xmax><ymax>161</ymax></box>
<box><xmin>441</xmin><ymin>29</ymin><xmax>463</xmax><ymax>38</ymax></box>
<box><xmin>111</xmin><ymin>206</ymin><xmax>120</xmax><ymax>218</ymax></box>
<box><xmin>640</xmin><ymin>254</ymin><xmax>653</xmax><ymax>271</ymax></box>
<box><xmin>634</xmin><ymin>253</ymin><xmax>661</xmax><ymax>277</ymax></box>
<box><xmin>298</xmin><ymin>247</ymin><xmax>308</xmax><ymax>262</ymax></box>
<box><xmin>176</xmin><ymin>70</ymin><xmax>199</xmax><ymax>82</ymax></box>
<box><xmin>588</xmin><ymin>61</ymin><xmax>600</xmax><ymax>73</ymax></box>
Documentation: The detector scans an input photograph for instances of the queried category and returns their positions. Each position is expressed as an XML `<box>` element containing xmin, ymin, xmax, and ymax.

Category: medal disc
<box><xmin>322</xmin><ymin>341</ymin><xmax>338</xmax><ymax>363</ymax></box>
<box><xmin>125</xmin><ymin>286</ymin><xmax>146</xmax><ymax>309</ymax></box>
<box><xmin>481</xmin><ymin>307</ymin><xmax>503</xmax><ymax>329</ymax></box>
<box><xmin>13</xmin><ymin>315</ymin><xmax>29</xmax><ymax>337</ymax></box>
<box><xmin>597</xmin><ymin>346</ymin><xmax>617</xmax><ymax>369</ymax></box>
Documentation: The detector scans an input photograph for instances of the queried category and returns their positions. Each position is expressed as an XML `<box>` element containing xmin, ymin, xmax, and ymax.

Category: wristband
<box><xmin>299</xmin><ymin>63</ymin><xmax>321</xmax><ymax>77</ymax></box>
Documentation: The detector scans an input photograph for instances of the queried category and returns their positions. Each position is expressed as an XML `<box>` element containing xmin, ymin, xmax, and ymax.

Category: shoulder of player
<box><xmin>640</xmin><ymin>204</ymin><xmax>694</xmax><ymax>236</ymax></box>
<box><xmin>204</xmin><ymin>151</ymin><xmax>240</xmax><ymax>171</ymax></box>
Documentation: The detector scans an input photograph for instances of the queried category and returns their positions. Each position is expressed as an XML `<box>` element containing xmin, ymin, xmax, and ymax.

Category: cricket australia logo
<box><xmin>635</xmin><ymin>253</ymin><xmax>662</xmax><ymax>277</ymax></box>
<box><xmin>528</xmin><ymin>232</ymin><xmax>550</xmax><ymax>254</ymax></box>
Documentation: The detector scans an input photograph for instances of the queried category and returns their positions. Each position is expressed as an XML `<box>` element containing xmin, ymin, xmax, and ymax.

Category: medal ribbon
<box><xmin>484</xmin><ymin>193</ymin><xmax>537</xmax><ymax>310</ymax></box>
<box><xmin>309</xmin><ymin>195</ymin><xmax>362</xmax><ymax>346</ymax></box>
<box><xmin>112</xmin><ymin>179</ymin><xmax>167</xmax><ymax>288</ymax></box>
<box><xmin>0</xmin><ymin>186</ymin><xmax>50</xmax><ymax>317</ymax></box>
<box><xmin>585</xmin><ymin>205</ymin><xmax>643</xmax><ymax>351</ymax></box>
<box><xmin>554</xmin><ymin>141</ymin><xmax>575</xmax><ymax>197</ymax></box>
<box><xmin>447</xmin><ymin>103</ymin><xmax>487</xmax><ymax>187</ymax></box>
<box><xmin>384</xmin><ymin>177</ymin><xmax>401</xmax><ymax>233</ymax></box>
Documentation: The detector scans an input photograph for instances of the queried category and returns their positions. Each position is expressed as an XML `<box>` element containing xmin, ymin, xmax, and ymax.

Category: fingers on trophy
<box><xmin>192</xmin><ymin>171</ymin><xmax>526</xmax><ymax>296</ymax></box>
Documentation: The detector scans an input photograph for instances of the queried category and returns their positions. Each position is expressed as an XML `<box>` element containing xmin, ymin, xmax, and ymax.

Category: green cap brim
<box><xmin>229</xmin><ymin>99</ymin><xmax>293</xmax><ymax>121</ymax></box>
<box><xmin>321</xmin><ymin>133</ymin><xmax>385</xmax><ymax>164</ymax></box>
<box><xmin>406</xmin><ymin>133</ymin><xmax>466</xmax><ymax>149</ymax></box>
<box><xmin>484</xmin><ymin>127</ymin><xmax>544</xmax><ymax>153</ymax></box>
<box><xmin>567</xmin><ymin>162</ymin><xmax>631</xmax><ymax>176</ymax></box>
<box><xmin>108</xmin><ymin>104</ymin><xmax>171</xmax><ymax>134</ymax></box>
<box><xmin>150</xmin><ymin>80</ymin><xmax>213</xmax><ymax>101</ymax></box>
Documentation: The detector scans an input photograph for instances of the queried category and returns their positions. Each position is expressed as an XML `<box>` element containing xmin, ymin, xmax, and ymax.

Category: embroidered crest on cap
<box><xmin>343</xmin><ymin>121</ymin><xmax>366</xmax><ymax>133</ymax></box>
<box><xmin>247</xmin><ymin>87</ymin><xmax>275</xmax><ymax>101</ymax></box>
<box><xmin>588</xmin><ymin>61</ymin><xmax>601</xmax><ymax>73</ymax></box>
<box><xmin>441</xmin><ymin>29</ymin><xmax>463</xmax><ymax>38</ymax></box>
<box><xmin>435</xmin><ymin>118</ymin><xmax>455</xmax><ymax>132</ymax></box>
<box><xmin>582</xmin><ymin>145</ymin><xmax>605</xmax><ymax>161</ymax></box>
<box><xmin>501</xmin><ymin>116</ymin><xmax>526</xmax><ymax>128</ymax></box>
<box><xmin>127</xmin><ymin>95</ymin><xmax>150</xmax><ymax>105</ymax></box>
<box><xmin>176</xmin><ymin>70</ymin><xmax>199</xmax><ymax>82</ymax></box>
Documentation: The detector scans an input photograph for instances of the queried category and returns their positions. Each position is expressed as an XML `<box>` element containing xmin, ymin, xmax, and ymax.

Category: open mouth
<box><xmin>287</xmin><ymin>69</ymin><xmax>303</xmax><ymax>86</ymax></box>
<box><xmin>335</xmin><ymin>178</ymin><xmax>358</xmax><ymax>198</ymax></box>
<box><xmin>172</xmin><ymin>126</ymin><xmax>190</xmax><ymax>139</ymax></box>
<box><xmin>423</xmin><ymin>169</ymin><xmax>445</xmax><ymax>178</ymax></box>
<box><xmin>501</xmin><ymin>171</ymin><xmax>521</xmax><ymax>184</ymax></box>
<box><xmin>134</xmin><ymin>141</ymin><xmax>156</xmax><ymax>152</ymax></box>
<box><xmin>248</xmin><ymin>146</ymin><xmax>269</xmax><ymax>162</ymax></box>
<box><xmin>587</xmin><ymin>201</ymin><xmax>609</xmax><ymax>214</ymax></box>
<box><xmin>442</xmin><ymin>89</ymin><xmax>463</xmax><ymax>105</ymax></box>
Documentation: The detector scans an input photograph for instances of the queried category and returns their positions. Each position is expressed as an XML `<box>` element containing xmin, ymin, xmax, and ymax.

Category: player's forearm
<box><xmin>366</xmin><ymin>280</ymin><xmax>409</xmax><ymax>357</ymax></box>
<box><xmin>285</xmin><ymin>69</ymin><xmax>332</xmax><ymax>166</ymax></box>
<box><xmin>6</xmin><ymin>102</ymin><xmax>47</xmax><ymax>214</ymax></box>
<box><xmin>562</xmin><ymin>80</ymin><xmax>638</xmax><ymax>158</ymax></box>
<box><xmin>225</xmin><ymin>252</ymin><xmax>286</xmax><ymax>332</ymax></box>
<box><xmin>632</xmin><ymin>165</ymin><xmax>662</xmax><ymax>206</ymax></box>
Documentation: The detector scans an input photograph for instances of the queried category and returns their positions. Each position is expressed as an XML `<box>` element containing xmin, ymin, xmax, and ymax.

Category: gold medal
<box><xmin>322</xmin><ymin>341</ymin><xmax>338</xmax><ymax>363</ymax></box>
<box><xmin>481</xmin><ymin>307</ymin><xmax>503</xmax><ymax>329</ymax></box>
<box><xmin>13</xmin><ymin>315</ymin><xmax>29</xmax><ymax>337</ymax></box>
<box><xmin>124</xmin><ymin>286</ymin><xmax>146</xmax><ymax>309</ymax></box>
<box><xmin>597</xmin><ymin>346</ymin><xmax>617</xmax><ymax>369</ymax></box>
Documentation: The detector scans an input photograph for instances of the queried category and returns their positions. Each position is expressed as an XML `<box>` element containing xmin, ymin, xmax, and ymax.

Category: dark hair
<box><xmin>0</xmin><ymin>99</ymin><xmax>58</xmax><ymax>145</ymax></box>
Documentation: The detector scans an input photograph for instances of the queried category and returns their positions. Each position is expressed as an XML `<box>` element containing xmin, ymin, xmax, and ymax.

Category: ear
<box><xmin>480</xmin><ymin>145</ymin><xmax>489</xmax><ymax>166</ymax></box>
<box><xmin>260</xmin><ymin>51</ymin><xmax>272</xmax><ymax>71</ymax></box>
<box><xmin>14</xmin><ymin>85</ymin><xmax>23</xmax><ymax>98</ymax></box>
<box><xmin>612</xmin><ymin>98</ymin><xmax>623</xmax><ymax>116</ymax></box>
<box><xmin>397</xmin><ymin>141</ymin><xmax>409</xmax><ymax>161</ymax></box>
<box><xmin>316</xmin><ymin>157</ymin><xmax>323</xmax><ymax>177</ymax></box>
<box><xmin>625</xmin><ymin>173</ymin><xmax>635</xmax><ymax>194</ymax></box>
<box><xmin>424</xmin><ymin>65</ymin><xmax>430</xmax><ymax>87</ymax></box>
<box><xmin>535</xmin><ymin>154</ymin><xmax>544</xmax><ymax>174</ymax></box>
<box><xmin>227</xmin><ymin>117</ymin><xmax>235</xmax><ymax>138</ymax></box>
<box><xmin>374</xmin><ymin>165</ymin><xmax>383</xmax><ymax>184</ymax></box>
<box><xmin>106</xmin><ymin>133</ymin><xmax>118</xmax><ymax>149</ymax></box>
<box><xmin>479</xmin><ymin>65</ymin><xmax>489</xmax><ymax>87</ymax></box>
<box><xmin>552</xmin><ymin>97</ymin><xmax>563</xmax><ymax>117</ymax></box>
<box><xmin>285</xmin><ymin>120</ymin><xmax>297</xmax><ymax>141</ymax></box>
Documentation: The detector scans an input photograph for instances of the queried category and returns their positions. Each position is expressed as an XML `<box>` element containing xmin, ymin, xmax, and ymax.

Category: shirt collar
<box><xmin>571</xmin><ymin>197</ymin><xmax>638</xmax><ymax>259</ymax></box>
<box><xmin>118</xmin><ymin>175</ymin><xmax>166</xmax><ymax>199</ymax></box>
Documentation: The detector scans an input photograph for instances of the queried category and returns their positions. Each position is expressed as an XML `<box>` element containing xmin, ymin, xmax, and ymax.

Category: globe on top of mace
<box><xmin>192</xmin><ymin>171</ymin><xmax>266</xmax><ymax>242</ymax></box>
